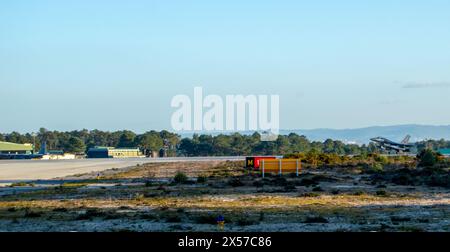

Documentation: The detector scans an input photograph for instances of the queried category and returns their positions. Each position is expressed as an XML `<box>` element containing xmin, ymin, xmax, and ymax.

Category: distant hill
<box><xmin>179</xmin><ymin>125</ymin><xmax>450</xmax><ymax>144</ymax></box>
<box><xmin>281</xmin><ymin>124</ymin><xmax>450</xmax><ymax>144</ymax></box>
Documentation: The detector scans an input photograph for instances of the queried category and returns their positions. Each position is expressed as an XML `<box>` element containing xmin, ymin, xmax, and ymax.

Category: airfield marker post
<box><xmin>262</xmin><ymin>160</ymin><xmax>265</xmax><ymax>178</ymax></box>
<box><xmin>279</xmin><ymin>159</ymin><xmax>282</xmax><ymax>176</ymax></box>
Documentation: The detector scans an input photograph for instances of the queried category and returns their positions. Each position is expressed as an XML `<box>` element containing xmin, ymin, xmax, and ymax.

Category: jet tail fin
<box><xmin>401</xmin><ymin>135</ymin><xmax>411</xmax><ymax>144</ymax></box>
<box><xmin>39</xmin><ymin>142</ymin><xmax>47</xmax><ymax>155</ymax></box>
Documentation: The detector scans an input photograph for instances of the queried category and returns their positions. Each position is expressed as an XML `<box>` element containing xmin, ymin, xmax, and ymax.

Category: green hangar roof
<box><xmin>0</xmin><ymin>141</ymin><xmax>33</xmax><ymax>151</ymax></box>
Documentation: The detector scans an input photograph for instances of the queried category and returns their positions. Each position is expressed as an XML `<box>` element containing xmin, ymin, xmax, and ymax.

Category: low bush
<box><xmin>425</xmin><ymin>174</ymin><xmax>450</xmax><ymax>188</ymax></box>
<box><xmin>164</xmin><ymin>213</ymin><xmax>182</xmax><ymax>223</ymax></box>
<box><xmin>76</xmin><ymin>209</ymin><xmax>103</xmax><ymax>220</ymax></box>
<box><xmin>391</xmin><ymin>216</ymin><xmax>411</xmax><ymax>223</ymax></box>
<box><xmin>272</xmin><ymin>177</ymin><xmax>288</xmax><ymax>187</ymax></box>
<box><xmin>297</xmin><ymin>178</ymin><xmax>318</xmax><ymax>187</ymax></box>
<box><xmin>228</xmin><ymin>178</ymin><xmax>244</xmax><ymax>187</ymax></box>
<box><xmin>391</xmin><ymin>174</ymin><xmax>415</xmax><ymax>186</ymax></box>
<box><xmin>197</xmin><ymin>175</ymin><xmax>207</xmax><ymax>183</ymax></box>
<box><xmin>370</xmin><ymin>163</ymin><xmax>384</xmax><ymax>173</ymax></box>
<box><xmin>253</xmin><ymin>180</ymin><xmax>264</xmax><ymax>188</ymax></box>
<box><xmin>417</xmin><ymin>149</ymin><xmax>439</xmax><ymax>167</ymax></box>
<box><xmin>299</xmin><ymin>192</ymin><xmax>320</xmax><ymax>197</ymax></box>
<box><xmin>376</xmin><ymin>190</ymin><xmax>388</xmax><ymax>196</ymax></box>
<box><xmin>174</xmin><ymin>172</ymin><xmax>188</xmax><ymax>184</ymax></box>
<box><xmin>352</xmin><ymin>190</ymin><xmax>365</xmax><ymax>196</ymax></box>
<box><xmin>312</xmin><ymin>186</ymin><xmax>324</xmax><ymax>192</ymax></box>
<box><xmin>24</xmin><ymin>210</ymin><xmax>42</xmax><ymax>218</ymax></box>
<box><xmin>303</xmin><ymin>216</ymin><xmax>328</xmax><ymax>223</ymax></box>
<box><xmin>194</xmin><ymin>214</ymin><xmax>219</xmax><ymax>224</ymax></box>
<box><xmin>331</xmin><ymin>189</ymin><xmax>340</xmax><ymax>195</ymax></box>
<box><xmin>236</xmin><ymin>216</ymin><xmax>259</xmax><ymax>226</ymax></box>
<box><xmin>284</xmin><ymin>184</ymin><xmax>297</xmax><ymax>192</ymax></box>
<box><xmin>52</xmin><ymin>207</ymin><xmax>68</xmax><ymax>212</ymax></box>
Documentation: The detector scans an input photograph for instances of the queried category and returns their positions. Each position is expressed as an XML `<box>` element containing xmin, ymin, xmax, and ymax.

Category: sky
<box><xmin>1</xmin><ymin>0</ymin><xmax>450</xmax><ymax>133</ymax></box>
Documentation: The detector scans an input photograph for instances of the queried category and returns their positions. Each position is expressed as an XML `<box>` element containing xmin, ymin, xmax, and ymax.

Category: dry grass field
<box><xmin>1</xmin><ymin>160</ymin><xmax>449</xmax><ymax>232</ymax></box>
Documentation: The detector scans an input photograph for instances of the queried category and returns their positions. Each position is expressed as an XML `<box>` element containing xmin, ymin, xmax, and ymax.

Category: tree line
<box><xmin>1</xmin><ymin>128</ymin><xmax>449</xmax><ymax>156</ymax></box>
<box><xmin>178</xmin><ymin>133</ymin><xmax>374</xmax><ymax>156</ymax></box>
<box><xmin>0</xmin><ymin>128</ymin><xmax>179</xmax><ymax>155</ymax></box>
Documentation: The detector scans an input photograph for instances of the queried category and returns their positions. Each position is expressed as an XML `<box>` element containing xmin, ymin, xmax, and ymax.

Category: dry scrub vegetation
<box><xmin>1</xmin><ymin>158</ymin><xmax>450</xmax><ymax>232</ymax></box>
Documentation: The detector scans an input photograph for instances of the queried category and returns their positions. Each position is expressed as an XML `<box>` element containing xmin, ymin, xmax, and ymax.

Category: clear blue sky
<box><xmin>1</xmin><ymin>0</ymin><xmax>450</xmax><ymax>133</ymax></box>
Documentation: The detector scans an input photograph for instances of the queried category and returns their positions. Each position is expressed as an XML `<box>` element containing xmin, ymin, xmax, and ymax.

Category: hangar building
<box><xmin>0</xmin><ymin>141</ymin><xmax>34</xmax><ymax>155</ymax></box>
<box><xmin>87</xmin><ymin>147</ymin><xmax>142</xmax><ymax>158</ymax></box>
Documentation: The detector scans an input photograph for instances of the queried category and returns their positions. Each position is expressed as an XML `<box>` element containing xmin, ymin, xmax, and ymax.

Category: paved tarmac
<box><xmin>0</xmin><ymin>157</ymin><xmax>245</xmax><ymax>182</ymax></box>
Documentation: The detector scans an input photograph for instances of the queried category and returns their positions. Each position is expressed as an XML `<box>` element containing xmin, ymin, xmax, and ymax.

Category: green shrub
<box><xmin>228</xmin><ymin>178</ymin><xmax>244</xmax><ymax>187</ymax></box>
<box><xmin>374</xmin><ymin>155</ymin><xmax>389</xmax><ymax>164</ymax></box>
<box><xmin>352</xmin><ymin>190</ymin><xmax>365</xmax><ymax>196</ymax></box>
<box><xmin>284</xmin><ymin>184</ymin><xmax>297</xmax><ymax>191</ymax></box>
<box><xmin>312</xmin><ymin>186</ymin><xmax>324</xmax><ymax>192</ymax></box>
<box><xmin>425</xmin><ymin>174</ymin><xmax>450</xmax><ymax>188</ymax></box>
<box><xmin>376</xmin><ymin>190</ymin><xmax>388</xmax><ymax>196</ymax></box>
<box><xmin>299</xmin><ymin>192</ymin><xmax>320</xmax><ymax>197</ymax></box>
<box><xmin>174</xmin><ymin>172</ymin><xmax>188</xmax><ymax>184</ymax></box>
<box><xmin>236</xmin><ymin>216</ymin><xmax>259</xmax><ymax>226</ymax></box>
<box><xmin>273</xmin><ymin>177</ymin><xmax>288</xmax><ymax>186</ymax></box>
<box><xmin>197</xmin><ymin>175</ymin><xmax>207</xmax><ymax>183</ymax></box>
<box><xmin>303</xmin><ymin>216</ymin><xmax>328</xmax><ymax>223</ymax></box>
<box><xmin>253</xmin><ymin>180</ymin><xmax>264</xmax><ymax>187</ymax></box>
<box><xmin>392</xmin><ymin>174</ymin><xmax>415</xmax><ymax>185</ymax></box>
<box><xmin>164</xmin><ymin>214</ymin><xmax>182</xmax><ymax>223</ymax></box>
<box><xmin>194</xmin><ymin>214</ymin><xmax>218</xmax><ymax>224</ymax></box>
<box><xmin>417</xmin><ymin>149</ymin><xmax>439</xmax><ymax>167</ymax></box>
<box><xmin>52</xmin><ymin>207</ymin><xmax>68</xmax><ymax>212</ymax></box>
<box><xmin>259</xmin><ymin>212</ymin><xmax>265</xmax><ymax>221</ymax></box>
<box><xmin>371</xmin><ymin>163</ymin><xmax>384</xmax><ymax>173</ymax></box>
<box><xmin>134</xmin><ymin>193</ymin><xmax>145</xmax><ymax>201</ymax></box>
<box><xmin>24</xmin><ymin>210</ymin><xmax>42</xmax><ymax>218</ymax></box>
<box><xmin>391</xmin><ymin>216</ymin><xmax>411</xmax><ymax>222</ymax></box>
<box><xmin>140</xmin><ymin>213</ymin><xmax>158</xmax><ymax>220</ymax></box>
<box><xmin>75</xmin><ymin>209</ymin><xmax>103</xmax><ymax>220</ymax></box>
<box><xmin>297</xmin><ymin>178</ymin><xmax>318</xmax><ymax>187</ymax></box>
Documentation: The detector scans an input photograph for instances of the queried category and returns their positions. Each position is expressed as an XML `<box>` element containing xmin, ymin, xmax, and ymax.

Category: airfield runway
<box><xmin>0</xmin><ymin>157</ymin><xmax>244</xmax><ymax>182</ymax></box>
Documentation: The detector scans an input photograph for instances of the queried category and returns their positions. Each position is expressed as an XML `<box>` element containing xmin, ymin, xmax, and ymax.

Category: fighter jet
<box><xmin>370</xmin><ymin>135</ymin><xmax>414</xmax><ymax>153</ymax></box>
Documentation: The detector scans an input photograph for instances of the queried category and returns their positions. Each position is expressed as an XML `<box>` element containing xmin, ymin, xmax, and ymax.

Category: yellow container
<box><xmin>260</xmin><ymin>159</ymin><xmax>301</xmax><ymax>176</ymax></box>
